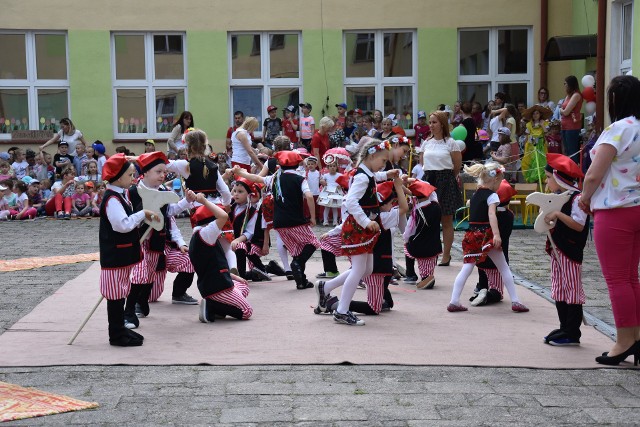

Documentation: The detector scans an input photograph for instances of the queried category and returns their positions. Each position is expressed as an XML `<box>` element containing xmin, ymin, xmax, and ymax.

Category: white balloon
<box><xmin>585</xmin><ymin>101</ymin><xmax>596</xmax><ymax>116</ymax></box>
<box><xmin>581</xmin><ymin>75</ymin><xmax>595</xmax><ymax>88</ymax></box>
<box><xmin>455</xmin><ymin>140</ymin><xmax>466</xmax><ymax>152</ymax></box>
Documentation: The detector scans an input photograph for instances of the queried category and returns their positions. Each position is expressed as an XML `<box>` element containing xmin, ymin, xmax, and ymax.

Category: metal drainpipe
<box><xmin>596</xmin><ymin>0</ymin><xmax>606</xmax><ymax>135</ymax></box>
<box><xmin>540</xmin><ymin>0</ymin><xmax>548</xmax><ymax>89</ymax></box>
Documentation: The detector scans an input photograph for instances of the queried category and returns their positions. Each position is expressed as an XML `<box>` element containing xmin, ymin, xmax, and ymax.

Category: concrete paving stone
<box><xmin>581</xmin><ymin>406</ymin><xmax>640</xmax><ymax>424</ymax></box>
<box><xmin>506</xmin><ymin>406</ymin><xmax>597</xmax><ymax>424</ymax></box>
<box><xmin>604</xmin><ymin>396</ymin><xmax>640</xmax><ymax>408</ymax></box>
<box><xmin>197</xmin><ymin>368</ymin><xmax>263</xmax><ymax>384</ymax></box>
<box><xmin>497</xmin><ymin>368</ymin><xmax>584</xmax><ymax>386</ymax></box>
<box><xmin>365</xmin><ymin>405</ymin><xmax>441</xmax><ymax>421</ymax></box>
<box><xmin>534</xmin><ymin>394</ymin><xmax>610</xmax><ymax>408</ymax></box>
<box><xmin>219</xmin><ymin>407</ymin><xmax>293</xmax><ymax>423</ymax></box>
<box><xmin>226</xmin><ymin>381</ymin><xmax>294</xmax><ymax>395</ymax></box>
<box><xmin>466</xmin><ymin>393</ymin><xmax>522</xmax><ymax>407</ymax></box>
<box><xmin>435</xmin><ymin>405</ymin><xmax>516</xmax><ymax>423</ymax></box>
<box><xmin>292</xmin><ymin>381</ymin><xmax>364</xmax><ymax>395</ymax></box>
<box><xmin>292</xmin><ymin>405</ymin><xmax>369</xmax><ymax>422</ymax></box>
<box><xmin>571</xmin><ymin>368</ymin><xmax>640</xmax><ymax>386</ymax></box>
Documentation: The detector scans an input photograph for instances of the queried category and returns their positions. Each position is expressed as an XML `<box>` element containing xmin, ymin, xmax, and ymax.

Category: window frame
<box><xmin>457</xmin><ymin>27</ymin><xmax>533</xmax><ymax>106</ymax></box>
<box><xmin>0</xmin><ymin>30</ymin><xmax>70</xmax><ymax>139</ymax></box>
<box><xmin>228</xmin><ymin>31</ymin><xmax>303</xmax><ymax>135</ymax></box>
<box><xmin>343</xmin><ymin>29</ymin><xmax>417</xmax><ymax>131</ymax></box>
<box><xmin>620</xmin><ymin>1</ymin><xmax>634</xmax><ymax>74</ymax></box>
<box><xmin>111</xmin><ymin>32</ymin><xmax>188</xmax><ymax>139</ymax></box>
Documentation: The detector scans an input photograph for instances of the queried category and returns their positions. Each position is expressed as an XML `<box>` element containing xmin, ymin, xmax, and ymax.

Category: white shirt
<box><xmin>231</xmin><ymin>129</ymin><xmax>252</xmax><ymax>165</ymax></box>
<box><xmin>97</xmin><ymin>156</ymin><xmax>107</xmax><ymax>177</ymax></box>
<box><xmin>345</xmin><ymin>164</ymin><xmax>388</xmax><ymax>228</ymax></box>
<box><xmin>411</xmin><ymin>164</ymin><xmax>424</xmax><ymax>180</ymax></box>
<box><xmin>193</xmin><ymin>221</ymin><xmax>222</xmax><ymax>245</ymax></box>
<box><xmin>321</xmin><ymin>172</ymin><xmax>339</xmax><ymax>188</ymax></box>
<box><xmin>166</xmin><ymin>159</ymin><xmax>232</xmax><ymax>206</ymax></box>
<box><xmin>137</xmin><ymin>181</ymin><xmax>192</xmax><ymax>247</ymax></box>
<box><xmin>421</xmin><ymin>137</ymin><xmax>460</xmax><ymax>170</ymax></box>
<box><xmin>489</xmin><ymin>116</ymin><xmax>502</xmax><ymax>142</ymax></box>
<box><xmin>263</xmin><ymin>169</ymin><xmax>311</xmax><ymax>195</ymax></box>
<box><xmin>590</xmin><ymin>116</ymin><xmax>640</xmax><ymax>211</ymax></box>
<box><xmin>58</xmin><ymin>129</ymin><xmax>83</xmax><ymax>153</ymax></box>
<box><xmin>306</xmin><ymin>170</ymin><xmax>321</xmax><ymax>195</ymax></box>
<box><xmin>11</xmin><ymin>160</ymin><xmax>28</xmax><ymax>179</ymax></box>
<box><xmin>105</xmin><ymin>184</ymin><xmax>146</xmax><ymax>233</ymax></box>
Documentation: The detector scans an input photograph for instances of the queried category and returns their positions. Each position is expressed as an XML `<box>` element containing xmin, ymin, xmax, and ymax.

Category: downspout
<box><xmin>540</xmin><ymin>0</ymin><xmax>548</xmax><ymax>88</ymax></box>
<box><xmin>596</xmin><ymin>0</ymin><xmax>606</xmax><ymax>134</ymax></box>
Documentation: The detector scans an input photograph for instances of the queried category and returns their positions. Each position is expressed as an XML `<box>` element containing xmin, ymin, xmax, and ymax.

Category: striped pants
<box><xmin>276</xmin><ymin>224</ymin><xmax>320</xmax><ymax>257</ymax></box>
<box><xmin>207</xmin><ymin>281</ymin><xmax>253</xmax><ymax>320</ymax></box>
<box><xmin>320</xmin><ymin>233</ymin><xmax>342</xmax><ymax>257</ymax></box>
<box><xmin>478</xmin><ymin>268</ymin><xmax>504</xmax><ymax>297</ymax></box>
<box><xmin>550</xmin><ymin>251</ymin><xmax>585</xmax><ymax>305</ymax></box>
<box><xmin>404</xmin><ymin>247</ymin><xmax>437</xmax><ymax>279</ymax></box>
<box><xmin>361</xmin><ymin>274</ymin><xmax>387</xmax><ymax>314</ymax></box>
<box><xmin>238</xmin><ymin>242</ymin><xmax>265</xmax><ymax>270</ymax></box>
<box><xmin>131</xmin><ymin>241</ymin><xmax>195</xmax><ymax>302</ymax></box>
<box><xmin>100</xmin><ymin>265</ymin><xmax>136</xmax><ymax>300</ymax></box>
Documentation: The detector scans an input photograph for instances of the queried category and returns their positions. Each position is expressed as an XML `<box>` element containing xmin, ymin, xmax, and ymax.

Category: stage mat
<box><xmin>0</xmin><ymin>261</ymin><xmax>624</xmax><ymax>369</ymax></box>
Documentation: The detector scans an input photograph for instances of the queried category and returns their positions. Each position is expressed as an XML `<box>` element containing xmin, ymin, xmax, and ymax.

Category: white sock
<box><xmin>450</xmin><ymin>263</ymin><xmax>475</xmax><ymax>305</ymax></box>
<box><xmin>275</xmin><ymin>231</ymin><xmax>291</xmax><ymax>271</ymax></box>
<box><xmin>487</xmin><ymin>249</ymin><xmax>520</xmax><ymax>303</ymax></box>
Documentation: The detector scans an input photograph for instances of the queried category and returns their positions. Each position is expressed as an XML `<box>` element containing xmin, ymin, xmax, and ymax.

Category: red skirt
<box><xmin>341</xmin><ymin>214</ymin><xmax>380</xmax><ymax>256</ymax></box>
<box><xmin>219</xmin><ymin>219</ymin><xmax>235</xmax><ymax>243</ymax></box>
<box><xmin>462</xmin><ymin>228</ymin><xmax>494</xmax><ymax>264</ymax></box>
<box><xmin>262</xmin><ymin>194</ymin><xmax>274</xmax><ymax>229</ymax></box>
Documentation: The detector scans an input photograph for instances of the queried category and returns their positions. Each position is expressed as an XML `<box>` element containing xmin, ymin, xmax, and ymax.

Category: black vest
<box><xmin>354</xmin><ymin>168</ymin><xmax>380</xmax><ymax>216</ymax></box>
<box><xmin>372</xmin><ymin>228</ymin><xmax>393</xmax><ymax>275</ymax></box>
<box><xmin>469</xmin><ymin>188</ymin><xmax>494</xmax><ymax>226</ymax></box>
<box><xmin>249</xmin><ymin>207</ymin><xmax>265</xmax><ymax>246</ymax></box>
<box><xmin>547</xmin><ymin>192</ymin><xmax>590</xmax><ymax>263</ymax></box>
<box><xmin>273</xmin><ymin>172</ymin><xmax>309</xmax><ymax>228</ymax></box>
<box><xmin>128</xmin><ymin>185</ymin><xmax>171</xmax><ymax>252</ymax></box>
<box><xmin>99</xmin><ymin>189</ymin><xmax>142</xmax><ymax>268</ymax></box>
<box><xmin>406</xmin><ymin>202</ymin><xmax>443</xmax><ymax>258</ymax></box>
<box><xmin>185</xmin><ymin>158</ymin><xmax>219</xmax><ymax>196</ymax></box>
<box><xmin>229</xmin><ymin>202</ymin><xmax>256</xmax><ymax>238</ymax></box>
<box><xmin>189</xmin><ymin>230</ymin><xmax>234</xmax><ymax>297</ymax></box>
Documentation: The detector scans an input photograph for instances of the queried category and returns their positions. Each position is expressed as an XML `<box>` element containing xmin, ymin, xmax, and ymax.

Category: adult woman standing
<box><xmin>311</xmin><ymin>117</ymin><xmax>334</xmax><ymax>167</ymax></box>
<box><xmin>536</xmin><ymin>87</ymin><xmax>555</xmax><ymax>110</ymax></box>
<box><xmin>580</xmin><ymin>75</ymin><xmax>640</xmax><ymax>366</ymax></box>
<box><xmin>166</xmin><ymin>111</ymin><xmax>194</xmax><ymax>158</ymax></box>
<box><xmin>40</xmin><ymin>118</ymin><xmax>87</xmax><ymax>154</ymax></box>
<box><xmin>421</xmin><ymin>111</ymin><xmax>463</xmax><ymax>266</ymax></box>
<box><xmin>559</xmin><ymin>76</ymin><xmax>583</xmax><ymax>163</ymax></box>
<box><xmin>231</xmin><ymin>117</ymin><xmax>262</xmax><ymax>172</ymax></box>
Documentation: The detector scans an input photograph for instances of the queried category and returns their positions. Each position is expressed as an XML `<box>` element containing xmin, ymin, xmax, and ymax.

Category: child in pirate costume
<box><xmin>316</xmin><ymin>139</ymin><xmax>400</xmax><ymax>326</ymax></box>
<box><xmin>403</xmin><ymin>179</ymin><xmax>442</xmax><ymax>290</ymax></box>
<box><xmin>99</xmin><ymin>153</ymin><xmax>156</xmax><ymax>346</ymax></box>
<box><xmin>345</xmin><ymin>178</ymin><xmax>408</xmax><ymax>315</ymax></box>
<box><xmin>542</xmin><ymin>153</ymin><xmax>589</xmax><ymax>346</ymax></box>
<box><xmin>125</xmin><ymin>152</ymin><xmax>197</xmax><ymax>328</ymax></box>
<box><xmin>234</xmin><ymin>150</ymin><xmax>320</xmax><ymax>289</ymax></box>
<box><xmin>189</xmin><ymin>193</ymin><xmax>253</xmax><ymax>323</ymax></box>
<box><xmin>448</xmin><ymin>162</ymin><xmax>529</xmax><ymax>313</ymax></box>
<box><xmin>469</xmin><ymin>179</ymin><xmax>517</xmax><ymax>306</ymax></box>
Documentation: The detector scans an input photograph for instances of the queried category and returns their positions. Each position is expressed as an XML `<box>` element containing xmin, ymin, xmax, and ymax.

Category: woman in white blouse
<box><xmin>40</xmin><ymin>118</ymin><xmax>87</xmax><ymax>154</ymax></box>
<box><xmin>420</xmin><ymin>111</ymin><xmax>463</xmax><ymax>266</ymax></box>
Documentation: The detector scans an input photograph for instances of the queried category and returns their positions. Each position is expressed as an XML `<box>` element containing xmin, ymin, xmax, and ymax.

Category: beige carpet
<box><xmin>0</xmin><ymin>260</ymin><xmax>622</xmax><ymax>368</ymax></box>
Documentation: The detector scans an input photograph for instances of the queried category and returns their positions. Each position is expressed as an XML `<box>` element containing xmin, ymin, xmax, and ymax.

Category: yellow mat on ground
<box><xmin>0</xmin><ymin>381</ymin><xmax>98</xmax><ymax>423</ymax></box>
<box><xmin>0</xmin><ymin>253</ymin><xmax>99</xmax><ymax>272</ymax></box>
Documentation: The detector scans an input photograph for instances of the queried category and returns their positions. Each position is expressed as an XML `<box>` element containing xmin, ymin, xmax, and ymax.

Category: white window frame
<box><xmin>343</xmin><ymin>30</ymin><xmax>417</xmax><ymax>132</ymax></box>
<box><xmin>111</xmin><ymin>32</ymin><xmax>187</xmax><ymax>139</ymax></box>
<box><xmin>457</xmin><ymin>27</ymin><xmax>533</xmax><ymax>106</ymax></box>
<box><xmin>228</xmin><ymin>32</ymin><xmax>303</xmax><ymax>135</ymax></box>
<box><xmin>614</xmin><ymin>0</ymin><xmax>634</xmax><ymax>75</ymax></box>
<box><xmin>0</xmin><ymin>31</ymin><xmax>70</xmax><ymax>140</ymax></box>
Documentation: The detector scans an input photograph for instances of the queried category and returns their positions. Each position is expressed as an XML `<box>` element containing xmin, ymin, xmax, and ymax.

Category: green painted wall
<box><xmin>68</xmin><ymin>30</ymin><xmax>113</xmax><ymax>143</ymax></box>
<box><xmin>418</xmin><ymin>28</ymin><xmax>457</xmax><ymax>111</ymax></box>
<box><xmin>570</xmin><ymin>0</ymin><xmax>599</xmax><ymax>78</ymax></box>
<box><xmin>301</xmin><ymin>29</ymin><xmax>343</xmax><ymax>119</ymax></box>
<box><xmin>187</xmin><ymin>31</ymin><xmax>228</xmax><ymax>152</ymax></box>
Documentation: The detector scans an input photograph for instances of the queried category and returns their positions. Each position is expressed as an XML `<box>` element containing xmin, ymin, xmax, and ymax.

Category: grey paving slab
<box><xmin>0</xmin><ymin>219</ymin><xmax>639</xmax><ymax>425</ymax></box>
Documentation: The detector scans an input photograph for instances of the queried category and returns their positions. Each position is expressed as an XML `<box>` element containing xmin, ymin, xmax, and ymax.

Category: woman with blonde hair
<box><xmin>231</xmin><ymin>117</ymin><xmax>262</xmax><ymax>172</ymax></box>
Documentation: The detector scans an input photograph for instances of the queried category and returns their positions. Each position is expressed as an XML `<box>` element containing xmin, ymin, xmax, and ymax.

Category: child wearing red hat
<box><xmin>542</xmin><ymin>153</ymin><xmax>589</xmax><ymax>346</ymax></box>
<box><xmin>403</xmin><ymin>179</ymin><xmax>442</xmax><ymax>290</ymax></box>
<box><xmin>470</xmin><ymin>179</ymin><xmax>517</xmax><ymax>306</ymax></box>
<box><xmin>316</xmin><ymin>139</ymin><xmax>399</xmax><ymax>326</ymax></box>
<box><xmin>233</xmin><ymin>150</ymin><xmax>320</xmax><ymax>290</ymax></box>
<box><xmin>125</xmin><ymin>151</ymin><xmax>198</xmax><ymax>327</ymax></box>
<box><xmin>189</xmin><ymin>193</ymin><xmax>253</xmax><ymax>323</ymax></box>
<box><xmin>448</xmin><ymin>161</ymin><xmax>529</xmax><ymax>313</ymax></box>
<box><xmin>99</xmin><ymin>153</ymin><xmax>156</xmax><ymax>346</ymax></box>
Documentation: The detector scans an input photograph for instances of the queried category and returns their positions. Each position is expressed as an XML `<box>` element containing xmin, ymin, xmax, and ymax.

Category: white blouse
<box><xmin>421</xmin><ymin>137</ymin><xmax>460</xmax><ymax>171</ymax></box>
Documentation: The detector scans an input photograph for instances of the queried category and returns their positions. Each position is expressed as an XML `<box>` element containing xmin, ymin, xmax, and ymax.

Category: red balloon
<box><xmin>582</xmin><ymin>86</ymin><xmax>596</xmax><ymax>102</ymax></box>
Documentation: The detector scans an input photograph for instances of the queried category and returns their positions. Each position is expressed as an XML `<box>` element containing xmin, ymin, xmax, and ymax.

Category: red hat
<box><xmin>234</xmin><ymin>177</ymin><xmax>257</xmax><ymax>195</ymax></box>
<box><xmin>102</xmin><ymin>153</ymin><xmax>131</xmax><ymax>183</ymax></box>
<box><xmin>267</xmin><ymin>105</ymin><xmax>277</xmax><ymax>112</ymax></box>
<box><xmin>336</xmin><ymin>169</ymin><xmax>356</xmax><ymax>190</ymax></box>
<box><xmin>545</xmin><ymin>153</ymin><xmax>583</xmax><ymax>190</ymax></box>
<box><xmin>190</xmin><ymin>205</ymin><xmax>216</xmax><ymax>228</ymax></box>
<box><xmin>137</xmin><ymin>151</ymin><xmax>168</xmax><ymax>173</ymax></box>
<box><xmin>376</xmin><ymin>181</ymin><xmax>396</xmax><ymax>204</ymax></box>
<box><xmin>354</xmin><ymin>108</ymin><xmax>363</xmax><ymax>115</ymax></box>
<box><xmin>409</xmin><ymin>180</ymin><xmax>437</xmax><ymax>199</ymax></box>
<box><xmin>274</xmin><ymin>150</ymin><xmax>303</xmax><ymax>167</ymax></box>
<box><xmin>496</xmin><ymin>179</ymin><xmax>517</xmax><ymax>204</ymax></box>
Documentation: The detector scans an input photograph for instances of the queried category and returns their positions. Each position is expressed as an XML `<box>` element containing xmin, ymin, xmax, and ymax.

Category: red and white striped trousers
<box><xmin>478</xmin><ymin>268</ymin><xmax>504</xmax><ymax>297</ymax></box>
<box><xmin>320</xmin><ymin>233</ymin><xmax>342</xmax><ymax>257</ymax></box>
<box><xmin>275</xmin><ymin>224</ymin><xmax>320</xmax><ymax>257</ymax></box>
<box><xmin>361</xmin><ymin>273</ymin><xmax>386</xmax><ymax>314</ymax></box>
<box><xmin>550</xmin><ymin>251</ymin><xmax>585</xmax><ymax>305</ymax></box>
<box><xmin>100</xmin><ymin>265</ymin><xmax>137</xmax><ymax>300</ymax></box>
<box><xmin>404</xmin><ymin>246</ymin><xmax>438</xmax><ymax>279</ymax></box>
<box><xmin>237</xmin><ymin>242</ymin><xmax>265</xmax><ymax>270</ymax></box>
<box><xmin>207</xmin><ymin>280</ymin><xmax>253</xmax><ymax>320</ymax></box>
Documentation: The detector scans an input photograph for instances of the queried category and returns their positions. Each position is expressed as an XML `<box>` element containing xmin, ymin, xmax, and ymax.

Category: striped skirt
<box><xmin>361</xmin><ymin>273</ymin><xmax>386</xmax><ymax>314</ymax></box>
<box><xmin>478</xmin><ymin>267</ymin><xmax>504</xmax><ymax>297</ymax></box>
<box><xmin>275</xmin><ymin>224</ymin><xmax>320</xmax><ymax>257</ymax></box>
<box><xmin>320</xmin><ymin>233</ymin><xmax>342</xmax><ymax>257</ymax></box>
<box><xmin>207</xmin><ymin>280</ymin><xmax>253</xmax><ymax>320</ymax></box>
<box><xmin>100</xmin><ymin>265</ymin><xmax>136</xmax><ymax>300</ymax></box>
<box><xmin>550</xmin><ymin>251</ymin><xmax>585</xmax><ymax>305</ymax></box>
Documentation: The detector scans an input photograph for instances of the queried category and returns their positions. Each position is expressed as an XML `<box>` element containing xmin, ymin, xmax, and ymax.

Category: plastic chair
<box><xmin>514</xmin><ymin>183</ymin><xmax>539</xmax><ymax>224</ymax></box>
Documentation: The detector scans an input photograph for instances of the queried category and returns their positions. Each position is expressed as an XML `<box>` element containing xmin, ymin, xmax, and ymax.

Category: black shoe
<box><xmin>125</xmin><ymin>328</ymin><xmax>144</xmax><ymax>341</ymax></box>
<box><xmin>285</xmin><ymin>271</ymin><xmax>294</xmax><ymax>280</ymax></box>
<box><xmin>333</xmin><ymin>310</ymin><xmax>365</xmax><ymax>326</ymax></box>
<box><xmin>438</xmin><ymin>257</ymin><xmax>451</xmax><ymax>267</ymax></box>
<box><xmin>290</xmin><ymin>259</ymin><xmax>304</xmax><ymax>282</ymax></box>
<box><xmin>543</xmin><ymin>329</ymin><xmax>563</xmax><ymax>343</ymax></box>
<box><xmin>266</xmin><ymin>260</ymin><xmax>286</xmax><ymax>276</ymax></box>
<box><xmin>109</xmin><ymin>333</ymin><xmax>143</xmax><ymax>347</ymax></box>
<box><xmin>251</xmin><ymin>267</ymin><xmax>272</xmax><ymax>282</ymax></box>
<box><xmin>296</xmin><ymin>280</ymin><xmax>314</xmax><ymax>290</ymax></box>
<box><xmin>595</xmin><ymin>342</ymin><xmax>640</xmax><ymax>366</ymax></box>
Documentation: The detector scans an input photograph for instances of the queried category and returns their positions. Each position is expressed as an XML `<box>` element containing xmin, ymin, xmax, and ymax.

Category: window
<box><xmin>458</xmin><ymin>28</ymin><xmax>532</xmax><ymax>108</ymax></box>
<box><xmin>0</xmin><ymin>32</ymin><xmax>69</xmax><ymax>138</ymax></box>
<box><xmin>112</xmin><ymin>33</ymin><xmax>186</xmax><ymax>137</ymax></box>
<box><xmin>229</xmin><ymin>32</ymin><xmax>301</xmax><ymax>132</ymax></box>
<box><xmin>344</xmin><ymin>31</ymin><xmax>416</xmax><ymax>129</ymax></box>
<box><xmin>621</xmin><ymin>1</ymin><xmax>633</xmax><ymax>74</ymax></box>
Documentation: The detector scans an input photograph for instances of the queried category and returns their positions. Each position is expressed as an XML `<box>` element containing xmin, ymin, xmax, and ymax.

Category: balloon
<box><xmin>585</xmin><ymin>101</ymin><xmax>596</xmax><ymax>116</ymax></box>
<box><xmin>455</xmin><ymin>140</ymin><xmax>466</xmax><ymax>152</ymax></box>
<box><xmin>581</xmin><ymin>74</ymin><xmax>595</xmax><ymax>88</ymax></box>
<box><xmin>451</xmin><ymin>125</ymin><xmax>467</xmax><ymax>141</ymax></box>
<box><xmin>582</xmin><ymin>86</ymin><xmax>596</xmax><ymax>102</ymax></box>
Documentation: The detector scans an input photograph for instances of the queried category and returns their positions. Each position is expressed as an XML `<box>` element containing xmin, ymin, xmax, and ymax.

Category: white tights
<box><xmin>275</xmin><ymin>231</ymin><xmax>291</xmax><ymax>271</ymax></box>
<box><xmin>324</xmin><ymin>253</ymin><xmax>374</xmax><ymax>314</ymax></box>
<box><xmin>450</xmin><ymin>249</ymin><xmax>520</xmax><ymax>305</ymax></box>
<box><xmin>218</xmin><ymin>238</ymin><xmax>236</xmax><ymax>270</ymax></box>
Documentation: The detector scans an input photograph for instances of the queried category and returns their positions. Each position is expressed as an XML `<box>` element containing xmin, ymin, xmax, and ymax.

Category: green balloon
<box><xmin>451</xmin><ymin>126</ymin><xmax>467</xmax><ymax>141</ymax></box>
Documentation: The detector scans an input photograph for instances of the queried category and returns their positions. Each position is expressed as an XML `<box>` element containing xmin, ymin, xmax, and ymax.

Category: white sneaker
<box><xmin>471</xmin><ymin>289</ymin><xmax>488</xmax><ymax>306</ymax></box>
<box><xmin>322</xmin><ymin>221</ymin><xmax>329</xmax><ymax>226</ymax></box>
<box><xmin>199</xmin><ymin>299</ymin><xmax>211</xmax><ymax>323</ymax></box>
